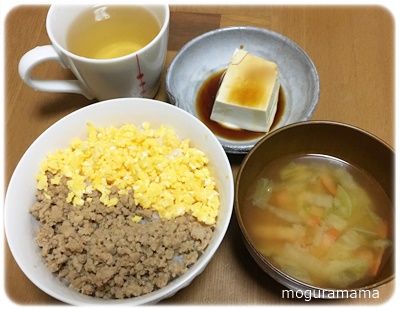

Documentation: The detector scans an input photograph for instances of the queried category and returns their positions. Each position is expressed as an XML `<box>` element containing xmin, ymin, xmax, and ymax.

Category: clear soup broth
<box><xmin>243</xmin><ymin>154</ymin><xmax>393</xmax><ymax>289</ymax></box>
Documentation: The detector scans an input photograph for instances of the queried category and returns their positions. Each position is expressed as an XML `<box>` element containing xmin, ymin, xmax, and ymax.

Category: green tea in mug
<box><xmin>67</xmin><ymin>5</ymin><xmax>160</xmax><ymax>59</ymax></box>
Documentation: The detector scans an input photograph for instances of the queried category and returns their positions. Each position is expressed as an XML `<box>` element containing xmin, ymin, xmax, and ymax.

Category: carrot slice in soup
<box><xmin>320</xmin><ymin>174</ymin><xmax>337</xmax><ymax>195</ymax></box>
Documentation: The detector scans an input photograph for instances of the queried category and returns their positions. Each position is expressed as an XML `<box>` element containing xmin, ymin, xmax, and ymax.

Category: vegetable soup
<box><xmin>243</xmin><ymin>154</ymin><xmax>393</xmax><ymax>289</ymax></box>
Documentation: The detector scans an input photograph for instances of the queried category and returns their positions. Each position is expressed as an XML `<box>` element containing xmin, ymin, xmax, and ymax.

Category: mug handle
<box><xmin>18</xmin><ymin>45</ymin><xmax>94</xmax><ymax>99</ymax></box>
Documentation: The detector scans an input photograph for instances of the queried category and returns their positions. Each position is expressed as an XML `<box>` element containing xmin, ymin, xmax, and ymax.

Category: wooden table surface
<box><xmin>4</xmin><ymin>5</ymin><xmax>395</xmax><ymax>305</ymax></box>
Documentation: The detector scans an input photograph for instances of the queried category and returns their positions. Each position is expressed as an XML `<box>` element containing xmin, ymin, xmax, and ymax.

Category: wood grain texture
<box><xmin>4</xmin><ymin>5</ymin><xmax>394</xmax><ymax>305</ymax></box>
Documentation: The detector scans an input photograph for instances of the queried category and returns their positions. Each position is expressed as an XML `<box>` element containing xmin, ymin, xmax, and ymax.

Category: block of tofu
<box><xmin>210</xmin><ymin>49</ymin><xmax>280</xmax><ymax>132</ymax></box>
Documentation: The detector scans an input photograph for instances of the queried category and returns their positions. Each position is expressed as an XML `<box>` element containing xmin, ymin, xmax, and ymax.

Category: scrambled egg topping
<box><xmin>36</xmin><ymin>122</ymin><xmax>220</xmax><ymax>225</ymax></box>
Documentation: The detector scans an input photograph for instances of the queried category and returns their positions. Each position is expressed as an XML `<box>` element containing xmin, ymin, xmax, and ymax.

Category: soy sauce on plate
<box><xmin>195</xmin><ymin>69</ymin><xmax>285</xmax><ymax>141</ymax></box>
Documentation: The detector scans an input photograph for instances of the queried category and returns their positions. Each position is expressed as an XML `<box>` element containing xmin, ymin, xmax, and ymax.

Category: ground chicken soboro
<box><xmin>29</xmin><ymin>123</ymin><xmax>220</xmax><ymax>299</ymax></box>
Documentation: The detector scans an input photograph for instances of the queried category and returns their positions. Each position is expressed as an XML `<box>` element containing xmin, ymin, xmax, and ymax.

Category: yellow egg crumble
<box><xmin>36</xmin><ymin>122</ymin><xmax>220</xmax><ymax>225</ymax></box>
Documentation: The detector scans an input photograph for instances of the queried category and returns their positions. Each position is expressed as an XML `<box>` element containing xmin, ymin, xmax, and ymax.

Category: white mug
<box><xmin>18</xmin><ymin>4</ymin><xmax>169</xmax><ymax>101</ymax></box>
